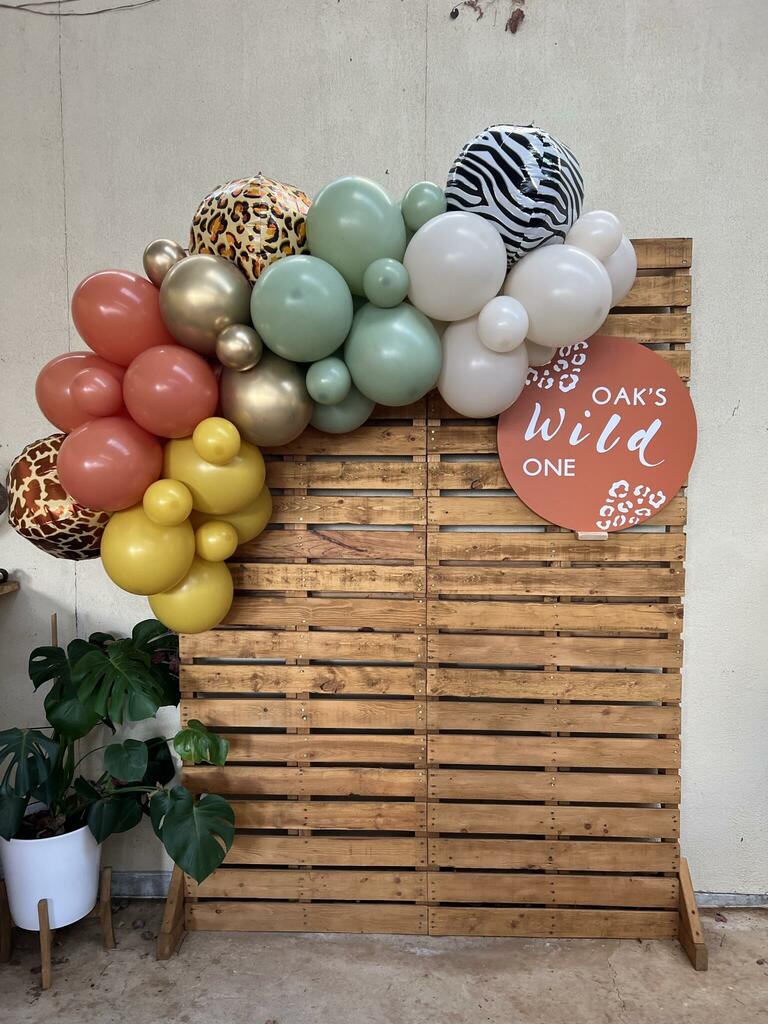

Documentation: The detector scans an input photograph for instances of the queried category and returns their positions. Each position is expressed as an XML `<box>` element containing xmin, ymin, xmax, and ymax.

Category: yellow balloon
<box><xmin>195</xmin><ymin>521</ymin><xmax>239</xmax><ymax>561</ymax></box>
<box><xmin>149</xmin><ymin>556</ymin><xmax>233</xmax><ymax>633</ymax></box>
<box><xmin>142</xmin><ymin>478</ymin><xmax>193</xmax><ymax>526</ymax></box>
<box><xmin>163</xmin><ymin>436</ymin><xmax>265</xmax><ymax>515</ymax></box>
<box><xmin>190</xmin><ymin>485</ymin><xmax>272</xmax><ymax>545</ymax></box>
<box><xmin>100</xmin><ymin>506</ymin><xmax>195</xmax><ymax>596</ymax></box>
<box><xmin>192</xmin><ymin>416</ymin><xmax>241</xmax><ymax>466</ymax></box>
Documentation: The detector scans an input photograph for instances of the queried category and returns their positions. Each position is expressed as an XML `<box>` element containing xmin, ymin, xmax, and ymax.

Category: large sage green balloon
<box><xmin>306</xmin><ymin>357</ymin><xmax>351</xmax><ymax>405</ymax></box>
<box><xmin>250</xmin><ymin>255</ymin><xmax>353</xmax><ymax>362</ymax></box>
<box><xmin>401</xmin><ymin>181</ymin><xmax>447</xmax><ymax>232</ymax></box>
<box><xmin>306</xmin><ymin>177</ymin><xmax>407</xmax><ymax>295</ymax></box>
<box><xmin>344</xmin><ymin>303</ymin><xmax>442</xmax><ymax>407</ymax></box>
<box><xmin>310</xmin><ymin>386</ymin><xmax>374</xmax><ymax>434</ymax></box>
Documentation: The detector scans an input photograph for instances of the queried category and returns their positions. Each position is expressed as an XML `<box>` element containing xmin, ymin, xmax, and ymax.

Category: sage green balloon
<box><xmin>250</xmin><ymin>254</ymin><xmax>353</xmax><ymax>362</ymax></box>
<box><xmin>310</xmin><ymin>386</ymin><xmax>374</xmax><ymax>434</ymax></box>
<box><xmin>306</xmin><ymin>357</ymin><xmax>352</xmax><ymax>405</ymax></box>
<box><xmin>401</xmin><ymin>181</ymin><xmax>447</xmax><ymax>232</ymax></box>
<box><xmin>344</xmin><ymin>303</ymin><xmax>442</xmax><ymax>407</ymax></box>
<box><xmin>306</xmin><ymin>177</ymin><xmax>407</xmax><ymax>295</ymax></box>
<box><xmin>362</xmin><ymin>258</ymin><xmax>410</xmax><ymax>308</ymax></box>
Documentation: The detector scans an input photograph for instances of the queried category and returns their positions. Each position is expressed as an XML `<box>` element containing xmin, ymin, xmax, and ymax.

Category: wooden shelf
<box><xmin>0</xmin><ymin>581</ymin><xmax>19</xmax><ymax>597</ymax></box>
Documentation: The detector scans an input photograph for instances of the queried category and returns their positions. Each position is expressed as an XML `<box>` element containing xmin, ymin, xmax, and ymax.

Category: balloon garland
<box><xmin>7</xmin><ymin>123</ymin><xmax>637</xmax><ymax>634</ymax></box>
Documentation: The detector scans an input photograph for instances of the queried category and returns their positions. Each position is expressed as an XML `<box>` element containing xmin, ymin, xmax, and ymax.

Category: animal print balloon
<box><xmin>445</xmin><ymin>124</ymin><xmax>584</xmax><ymax>268</ymax></box>
<box><xmin>7</xmin><ymin>434</ymin><xmax>109</xmax><ymax>560</ymax></box>
<box><xmin>189</xmin><ymin>174</ymin><xmax>311</xmax><ymax>284</ymax></box>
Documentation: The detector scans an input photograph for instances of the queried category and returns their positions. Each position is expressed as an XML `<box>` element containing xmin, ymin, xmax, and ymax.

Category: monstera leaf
<box><xmin>71</xmin><ymin>640</ymin><xmax>169</xmax><ymax>726</ymax></box>
<box><xmin>0</xmin><ymin>728</ymin><xmax>59</xmax><ymax>799</ymax></box>
<box><xmin>0</xmin><ymin>782</ymin><xmax>28</xmax><ymax>841</ymax></box>
<box><xmin>74</xmin><ymin>775</ymin><xmax>143</xmax><ymax>843</ymax></box>
<box><xmin>44</xmin><ymin>675</ymin><xmax>100</xmax><ymax>740</ymax></box>
<box><xmin>150</xmin><ymin>786</ymin><xmax>234</xmax><ymax>883</ymax></box>
<box><xmin>142</xmin><ymin>736</ymin><xmax>175</xmax><ymax>788</ymax></box>
<box><xmin>104</xmin><ymin>739</ymin><xmax>149</xmax><ymax>782</ymax></box>
<box><xmin>28</xmin><ymin>645</ymin><xmax>69</xmax><ymax>691</ymax></box>
<box><xmin>173</xmin><ymin>720</ymin><xmax>229</xmax><ymax>767</ymax></box>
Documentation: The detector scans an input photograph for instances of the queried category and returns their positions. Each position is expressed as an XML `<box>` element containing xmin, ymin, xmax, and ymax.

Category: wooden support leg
<box><xmin>99</xmin><ymin>867</ymin><xmax>115</xmax><ymax>949</ymax></box>
<box><xmin>156</xmin><ymin>865</ymin><xmax>185</xmax><ymax>960</ymax></box>
<box><xmin>678</xmin><ymin>857</ymin><xmax>708</xmax><ymax>971</ymax></box>
<box><xmin>0</xmin><ymin>880</ymin><xmax>12</xmax><ymax>963</ymax></box>
<box><xmin>37</xmin><ymin>899</ymin><xmax>52</xmax><ymax>991</ymax></box>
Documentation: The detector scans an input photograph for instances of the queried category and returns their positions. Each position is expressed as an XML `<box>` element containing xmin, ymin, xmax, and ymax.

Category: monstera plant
<box><xmin>0</xmin><ymin>620</ymin><xmax>233</xmax><ymax>887</ymax></box>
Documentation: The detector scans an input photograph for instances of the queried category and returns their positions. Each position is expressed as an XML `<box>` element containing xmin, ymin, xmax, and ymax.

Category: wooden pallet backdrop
<box><xmin>167</xmin><ymin>238</ymin><xmax>706</xmax><ymax>967</ymax></box>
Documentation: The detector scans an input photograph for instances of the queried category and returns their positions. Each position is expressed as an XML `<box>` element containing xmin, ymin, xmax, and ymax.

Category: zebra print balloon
<box><xmin>445</xmin><ymin>125</ymin><xmax>584</xmax><ymax>268</ymax></box>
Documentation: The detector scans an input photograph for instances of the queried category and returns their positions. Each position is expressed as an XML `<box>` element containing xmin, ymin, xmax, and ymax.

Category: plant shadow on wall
<box><xmin>0</xmin><ymin>619</ymin><xmax>234</xmax><ymax>885</ymax></box>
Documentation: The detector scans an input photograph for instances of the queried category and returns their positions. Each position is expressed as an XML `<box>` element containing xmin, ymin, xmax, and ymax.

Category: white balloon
<box><xmin>477</xmin><ymin>296</ymin><xmax>529</xmax><ymax>353</ymax></box>
<box><xmin>603</xmin><ymin>234</ymin><xmax>638</xmax><ymax>304</ymax></box>
<box><xmin>438</xmin><ymin>316</ymin><xmax>529</xmax><ymax>418</ymax></box>
<box><xmin>404</xmin><ymin>211</ymin><xmax>507</xmax><ymax>321</ymax></box>
<box><xmin>525</xmin><ymin>340</ymin><xmax>558</xmax><ymax>367</ymax></box>
<box><xmin>503</xmin><ymin>244</ymin><xmax>612</xmax><ymax>347</ymax></box>
<box><xmin>565</xmin><ymin>210</ymin><xmax>623</xmax><ymax>261</ymax></box>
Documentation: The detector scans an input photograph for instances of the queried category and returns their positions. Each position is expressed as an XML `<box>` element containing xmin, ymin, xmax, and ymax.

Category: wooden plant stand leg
<box><xmin>156</xmin><ymin>865</ymin><xmax>185</xmax><ymax>960</ymax></box>
<box><xmin>37</xmin><ymin>899</ymin><xmax>52</xmax><ymax>991</ymax></box>
<box><xmin>0</xmin><ymin>880</ymin><xmax>12</xmax><ymax>963</ymax></box>
<box><xmin>678</xmin><ymin>858</ymin><xmax>708</xmax><ymax>971</ymax></box>
<box><xmin>99</xmin><ymin>867</ymin><xmax>115</xmax><ymax>948</ymax></box>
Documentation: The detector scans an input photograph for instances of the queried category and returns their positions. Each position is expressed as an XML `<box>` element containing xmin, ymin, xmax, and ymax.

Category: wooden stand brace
<box><xmin>0</xmin><ymin>866</ymin><xmax>115</xmax><ymax>990</ymax></box>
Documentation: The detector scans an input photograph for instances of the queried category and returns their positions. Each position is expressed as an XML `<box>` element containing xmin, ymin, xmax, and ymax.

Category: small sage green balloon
<box><xmin>220</xmin><ymin>350</ymin><xmax>313</xmax><ymax>447</ymax></box>
<box><xmin>311</xmin><ymin>386</ymin><xmax>374</xmax><ymax>434</ymax></box>
<box><xmin>401</xmin><ymin>181</ymin><xmax>447</xmax><ymax>232</ymax></box>
<box><xmin>142</xmin><ymin>238</ymin><xmax>185</xmax><ymax>287</ymax></box>
<box><xmin>362</xmin><ymin>258</ymin><xmax>410</xmax><ymax>308</ymax></box>
<box><xmin>344</xmin><ymin>303</ymin><xmax>442</xmax><ymax>407</ymax></box>
<box><xmin>215</xmin><ymin>323</ymin><xmax>263</xmax><ymax>371</ymax></box>
<box><xmin>306</xmin><ymin>177</ymin><xmax>407</xmax><ymax>295</ymax></box>
<box><xmin>250</xmin><ymin>254</ymin><xmax>353</xmax><ymax>362</ymax></box>
<box><xmin>160</xmin><ymin>254</ymin><xmax>252</xmax><ymax>356</ymax></box>
<box><xmin>306</xmin><ymin>357</ymin><xmax>352</xmax><ymax>406</ymax></box>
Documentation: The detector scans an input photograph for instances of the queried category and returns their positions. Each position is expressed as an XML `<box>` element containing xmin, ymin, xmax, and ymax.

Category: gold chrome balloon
<box><xmin>220</xmin><ymin>351</ymin><xmax>313</xmax><ymax>447</ymax></box>
<box><xmin>142</xmin><ymin>239</ymin><xmax>186</xmax><ymax>287</ymax></box>
<box><xmin>190</xmin><ymin>485</ymin><xmax>272</xmax><ymax>545</ymax></box>
<box><xmin>195</xmin><ymin>520</ymin><xmax>239</xmax><ymax>562</ymax></box>
<box><xmin>149</xmin><ymin>556</ymin><xmax>234</xmax><ymax>634</ymax></box>
<box><xmin>159</xmin><ymin>254</ymin><xmax>252</xmax><ymax>356</ymax></box>
<box><xmin>163</xmin><ymin>436</ymin><xmax>265</xmax><ymax>515</ymax></box>
<box><xmin>215</xmin><ymin>324</ymin><xmax>263</xmax><ymax>371</ymax></box>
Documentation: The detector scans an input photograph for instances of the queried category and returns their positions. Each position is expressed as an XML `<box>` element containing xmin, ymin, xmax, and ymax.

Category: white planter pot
<box><xmin>0</xmin><ymin>824</ymin><xmax>101</xmax><ymax>930</ymax></box>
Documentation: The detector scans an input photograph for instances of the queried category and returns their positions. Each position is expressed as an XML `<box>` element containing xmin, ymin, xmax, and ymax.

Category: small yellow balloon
<box><xmin>190</xmin><ymin>485</ymin><xmax>272</xmax><ymax>545</ymax></box>
<box><xmin>192</xmin><ymin>416</ymin><xmax>241</xmax><ymax>466</ymax></box>
<box><xmin>195</xmin><ymin>520</ymin><xmax>239</xmax><ymax>562</ymax></box>
<box><xmin>163</xmin><ymin>436</ymin><xmax>265</xmax><ymax>515</ymax></box>
<box><xmin>149</xmin><ymin>556</ymin><xmax>234</xmax><ymax>634</ymax></box>
<box><xmin>100</xmin><ymin>505</ymin><xmax>195</xmax><ymax>596</ymax></box>
<box><xmin>142</xmin><ymin>478</ymin><xmax>193</xmax><ymax>526</ymax></box>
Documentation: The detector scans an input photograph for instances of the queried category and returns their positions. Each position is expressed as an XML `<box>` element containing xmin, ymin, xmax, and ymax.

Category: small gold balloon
<box><xmin>159</xmin><ymin>254</ymin><xmax>252</xmax><ymax>356</ymax></box>
<box><xmin>142</xmin><ymin>239</ymin><xmax>186</xmax><ymax>287</ymax></box>
<box><xmin>220</xmin><ymin>350</ymin><xmax>314</xmax><ymax>447</ymax></box>
<box><xmin>195</xmin><ymin>520</ymin><xmax>239</xmax><ymax>562</ymax></box>
<box><xmin>215</xmin><ymin>324</ymin><xmax>263</xmax><ymax>372</ymax></box>
<box><xmin>192</xmin><ymin>417</ymin><xmax>241</xmax><ymax>466</ymax></box>
<box><xmin>143</xmin><ymin>478</ymin><xmax>193</xmax><ymax>526</ymax></box>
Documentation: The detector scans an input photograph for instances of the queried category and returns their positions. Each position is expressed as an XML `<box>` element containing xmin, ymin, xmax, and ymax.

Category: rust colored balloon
<box><xmin>122</xmin><ymin>345</ymin><xmax>218</xmax><ymax>438</ymax></box>
<box><xmin>7</xmin><ymin>433</ymin><xmax>109</xmax><ymax>560</ymax></box>
<box><xmin>57</xmin><ymin>416</ymin><xmax>163</xmax><ymax>512</ymax></box>
<box><xmin>36</xmin><ymin>352</ymin><xmax>126</xmax><ymax>432</ymax></box>
<box><xmin>71</xmin><ymin>269</ymin><xmax>175</xmax><ymax>366</ymax></box>
<box><xmin>71</xmin><ymin>366</ymin><xmax>124</xmax><ymax>418</ymax></box>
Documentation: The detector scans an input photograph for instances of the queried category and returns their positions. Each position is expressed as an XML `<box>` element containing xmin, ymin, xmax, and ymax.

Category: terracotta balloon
<box><xmin>36</xmin><ymin>352</ymin><xmax>126</xmax><ymax>432</ymax></box>
<box><xmin>71</xmin><ymin>270</ymin><xmax>175</xmax><ymax>366</ymax></box>
<box><xmin>71</xmin><ymin>366</ymin><xmax>124</xmax><ymax>418</ymax></box>
<box><xmin>57</xmin><ymin>416</ymin><xmax>163</xmax><ymax>512</ymax></box>
<box><xmin>123</xmin><ymin>345</ymin><xmax>218</xmax><ymax>438</ymax></box>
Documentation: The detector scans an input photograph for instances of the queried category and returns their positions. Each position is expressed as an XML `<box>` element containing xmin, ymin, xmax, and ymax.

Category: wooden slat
<box><xmin>429</xmin><ymin>634</ymin><xmax>682</xmax><ymax>669</ymax></box>
<box><xmin>230</xmin><ymin>563</ymin><xmax>425</xmax><ymax>594</ymax></box>
<box><xmin>429</xmin><ymin>907</ymin><xmax>678</xmax><ymax>939</ymax></box>
<box><xmin>232</xmin><ymin>800</ymin><xmax>426</xmax><ymax>831</ymax></box>
<box><xmin>181</xmin><ymin>629</ymin><xmax>425</xmax><ymax>662</ymax></box>
<box><xmin>227</xmin><ymin>835</ymin><xmax>427</xmax><ymax>866</ymax></box>
<box><xmin>598</xmin><ymin>313</ymin><xmax>690</xmax><ymax>342</ymax></box>
<box><xmin>429</xmin><ymin>701</ymin><xmax>680</xmax><ymax>735</ymax></box>
<box><xmin>430</xmin><ymin>566</ymin><xmax>684</xmax><ymax>597</ymax></box>
<box><xmin>631</xmin><ymin>237</ymin><xmax>692</xmax><ymax>269</ymax></box>
<box><xmin>615</xmin><ymin>274</ymin><xmax>691</xmax><ymax>308</ymax></box>
<box><xmin>193</xmin><ymin>868</ymin><xmax>427</xmax><ymax>901</ymax></box>
<box><xmin>186</xmin><ymin>766</ymin><xmax>426</xmax><ymax>798</ymax></box>
<box><xmin>226</xmin><ymin>596</ymin><xmax>424</xmax><ymax>629</ymax></box>
<box><xmin>271</xmin><ymin>495</ymin><xmax>424</xmax><ymax>525</ymax></box>
<box><xmin>428</xmin><ymin>494</ymin><xmax>687</xmax><ymax>525</ymax></box>
<box><xmin>267</xmin><ymin>461</ymin><xmax>425</xmax><ymax>489</ymax></box>
<box><xmin>429</xmin><ymin>531</ymin><xmax>685</xmax><ymax>562</ymax></box>
<box><xmin>429</xmin><ymin>873</ymin><xmax>678</xmax><ymax>908</ymax></box>
<box><xmin>182</xmin><ymin>698</ymin><xmax>425</xmax><ymax>731</ymax></box>
<box><xmin>430</xmin><ymin>838</ymin><xmax>678</xmax><ymax>872</ymax></box>
<box><xmin>188</xmin><ymin>901</ymin><xmax>427</xmax><ymax>934</ymax></box>
<box><xmin>427</xmin><ymin>600</ymin><xmax>682</xmax><ymax>633</ymax></box>
<box><xmin>182</xmin><ymin>664</ymin><xmax>424</xmax><ymax>695</ymax></box>
<box><xmin>427</xmin><ymin>668</ymin><xmax>681</xmax><ymax>702</ymax></box>
<box><xmin>428</xmin><ymin>769</ymin><xmax>680</xmax><ymax>804</ymax></box>
<box><xmin>429</xmin><ymin>803</ymin><xmax>679</xmax><ymax>838</ymax></box>
<box><xmin>264</xmin><ymin>425</ymin><xmax>424</xmax><ymax>456</ymax></box>
<box><xmin>238</xmin><ymin>529</ymin><xmax>422</xmax><ymax>561</ymax></box>
<box><xmin>428</xmin><ymin>735</ymin><xmax>680</xmax><ymax>769</ymax></box>
<box><xmin>226</xmin><ymin>734</ymin><xmax>426</xmax><ymax>764</ymax></box>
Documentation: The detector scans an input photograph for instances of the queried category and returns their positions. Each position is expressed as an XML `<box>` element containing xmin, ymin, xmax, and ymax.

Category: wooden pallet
<box><xmin>164</xmin><ymin>238</ymin><xmax>706</xmax><ymax>969</ymax></box>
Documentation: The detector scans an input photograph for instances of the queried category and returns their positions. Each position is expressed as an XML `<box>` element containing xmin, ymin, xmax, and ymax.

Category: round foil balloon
<box><xmin>445</xmin><ymin>124</ymin><xmax>584</xmax><ymax>267</ymax></box>
<box><xmin>189</xmin><ymin>174</ymin><xmax>311</xmax><ymax>284</ymax></box>
<box><xmin>159</xmin><ymin>254</ymin><xmax>252</xmax><ymax>356</ymax></box>
<box><xmin>220</xmin><ymin>351</ymin><xmax>313</xmax><ymax>447</ymax></box>
<box><xmin>7</xmin><ymin>434</ymin><xmax>109</xmax><ymax>560</ymax></box>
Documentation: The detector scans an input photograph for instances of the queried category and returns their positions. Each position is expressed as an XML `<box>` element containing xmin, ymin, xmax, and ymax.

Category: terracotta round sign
<box><xmin>497</xmin><ymin>336</ymin><xmax>697</xmax><ymax>532</ymax></box>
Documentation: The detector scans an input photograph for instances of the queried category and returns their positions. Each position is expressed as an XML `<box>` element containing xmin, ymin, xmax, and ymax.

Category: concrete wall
<box><xmin>0</xmin><ymin>0</ymin><xmax>766</xmax><ymax>895</ymax></box>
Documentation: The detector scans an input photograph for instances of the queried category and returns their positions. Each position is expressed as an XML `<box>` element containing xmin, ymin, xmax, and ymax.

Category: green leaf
<box><xmin>151</xmin><ymin>786</ymin><xmax>234</xmax><ymax>883</ymax></box>
<box><xmin>72</xmin><ymin>643</ymin><xmax>167</xmax><ymax>727</ymax></box>
<box><xmin>44</xmin><ymin>675</ymin><xmax>100</xmax><ymax>740</ymax></box>
<box><xmin>173</xmin><ymin>720</ymin><xmax>229</xmax><ymax>767</ymax></box>
<box><xmin>104</xmin><ymin>739</ymin><xmax>149</xmax><ymax>782</ymax></box>
<box><xmin>86</xmin><ymin>793</ymin><xmax>143</xmax><ymax>843</ymax></box>
<box><xmin>73</xmin><ymin>776</ymin><xmax>102</xmax><ymax>803</ymax></box>
<box><xmin>28</xmin><ymin>645</ymin><xmax>68</xmax><ymax>691</ymax></box>
<box><xmin>0</xmin><ymin>783</ymin><xmax>27</xmax><ymax>840</ymax></box>
<box><xmin>142</xmin><ymin>737</ymin><xmax>175</xmax><ymax>788</ymax></box>
<box><xmin>0</xmin><ymin>728</ymin><xmax>59</xmax><ymax>797</ymax></box>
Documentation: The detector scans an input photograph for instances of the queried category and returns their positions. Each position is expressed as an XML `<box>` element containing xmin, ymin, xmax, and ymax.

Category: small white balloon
<box><xmin>438</xmin><ymin>316</ymin><xmax>529</xmax><ymax>418</ymax></box>
<box><xmin>525</xmin><ymin>340</ymin><xmax>558</xmax><ymax>367</ymax></box>
<box><xmin>603</xmin><ymin>234</ymin><xmax>638</xmax><ymax>304</ymax></box>
<box><xmin>477</xmin><ymin>296</ymin><xmax>529</xmax><ymax>353</ymax></box>
<box><xmin>504</xmin><ymin>244</ymin><xmax>612</xmax><ymax>348</ymax></box>
<box><xmin>404</xmin><ymin>211</ymin><xmax>507</xmax><ymax>321</ymax></box>
<box><xmin>565</xmin><ymin>210</ymin><xmax>623</xmax><ymax>261</ymax></box>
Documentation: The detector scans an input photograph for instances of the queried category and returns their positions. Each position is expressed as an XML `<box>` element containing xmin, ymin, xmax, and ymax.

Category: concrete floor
<box><xmin>2</xmin><ymin>903</ymin><xmax>767</xmax><ymax>1023</ymax></box>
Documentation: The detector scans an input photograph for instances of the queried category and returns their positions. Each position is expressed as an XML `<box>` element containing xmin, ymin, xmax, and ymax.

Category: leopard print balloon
<box><xmin>189</xmin><ymin>174</ymin><xmax>311</xmax><ymax>284</ymax></box>
<box><xmin>7</xmin><ymin>434</ymin><xmax>109</xmax><ymax>560</ymax></box>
